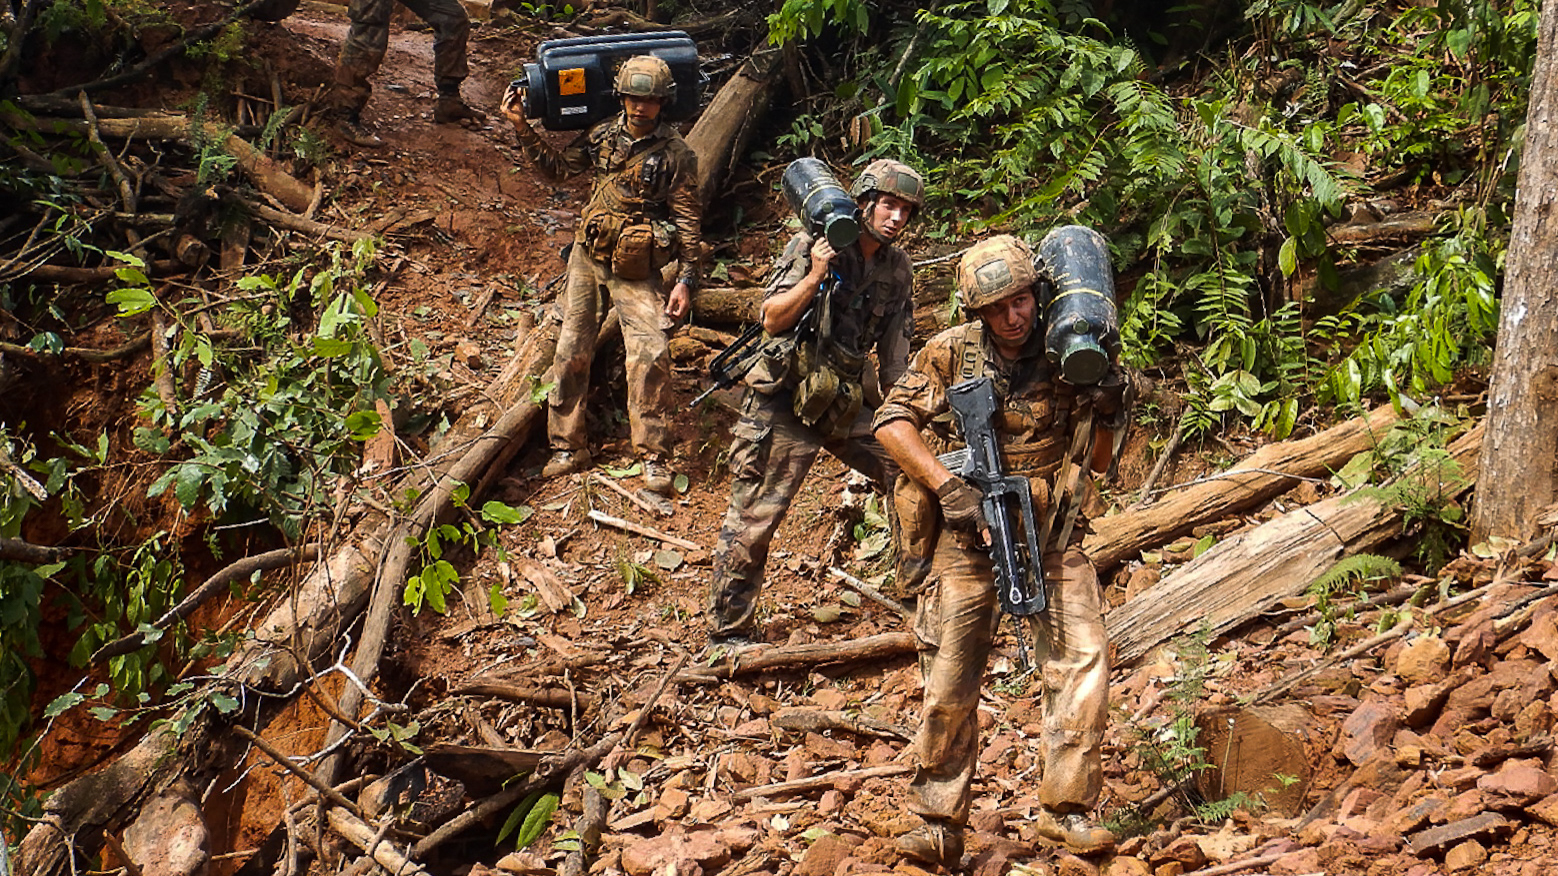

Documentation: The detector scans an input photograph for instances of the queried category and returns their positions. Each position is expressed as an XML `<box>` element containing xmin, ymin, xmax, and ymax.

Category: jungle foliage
<box><xmin>768</xmin><ymin>0</ymin><xmax>1533</xmax><ymax>439</ymax></box>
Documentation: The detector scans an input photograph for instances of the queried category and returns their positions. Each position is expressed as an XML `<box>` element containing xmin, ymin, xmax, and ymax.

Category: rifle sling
<box><xmin>1037</xmin><ymin>405</ymin><xmax>1095</xmax><ymax>557</ymax></box>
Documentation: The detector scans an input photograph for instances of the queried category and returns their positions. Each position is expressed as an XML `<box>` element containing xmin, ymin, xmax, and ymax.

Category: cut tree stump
<box><xmin>1106</xmin><ymin>423</ymin><xmax>1482</xmax><ymax>668</ymax></box>
<box><xmin>1194</xmin><ymin>704</ymin><xmax>1322</xmax><ymax>817</ymax></box>
<box><xmin>685</xmin><ymin>51</ymin><xmax>781</xmax><ymax>211</ymax></box>
<box><xmin>1085</xmin><ymin>405</ymin><xmax>1402</xmax><ymax>572</ymax></box>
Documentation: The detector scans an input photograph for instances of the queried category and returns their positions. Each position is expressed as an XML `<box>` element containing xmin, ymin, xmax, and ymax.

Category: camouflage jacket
<box><xmin>764</xmin><ymin>230</ymin><xmax>915</xmax><ymax>390</ymax></box>
<box><xmin>873</xmin><ymin>321</ymin><xmax>1106</xmax><ymax>480</ymax></box>
<box><xmin>514</xmin><ymin>113</ymin><xmax>702</xmax><ymax>288</ymax></box>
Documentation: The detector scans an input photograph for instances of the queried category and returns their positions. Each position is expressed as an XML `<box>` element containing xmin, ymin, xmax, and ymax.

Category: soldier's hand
<box><xmin>936</xmin><ymin>476</ymin><xmax>988</xmax><ymax>538</ymax></box>
<box><xmin>665</xmin><ymin>282</ymin><xmax>691</xmax><ymax>321</ymax></box>
<box><xmin>501</xmin><ymin>84</ymin><xmax>527</xmax><ymax>125</ymax></box>
<box><xmin>808</xmin><ymin>236</ymin><xmax>837</xmax><ymax>272</ymax></box>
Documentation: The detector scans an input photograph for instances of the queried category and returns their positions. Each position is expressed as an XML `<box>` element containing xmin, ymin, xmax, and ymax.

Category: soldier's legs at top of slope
<box><xmin>327</xmin><ymin>0</ymin><xmax>482</xmax><ymax>145</ymax></box>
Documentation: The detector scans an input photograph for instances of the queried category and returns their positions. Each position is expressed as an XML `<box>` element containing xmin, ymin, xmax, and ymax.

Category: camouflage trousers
<box><xmin>706</xmin><ymin>389</ymin><xmax>899</xmax><ymax>637</ymax></box>
<box><xmin>908</xmin><ymin>537</ymin><xmax>1109</xmax><ymax>824</ymax></box>
<box><xmin>333</xmin><ymin>0</ymin><xmax>471</xmax><ymax>111</ymax></box>
<box><xmin>549</xmin><ymin>244</ymin><xmax>673</xmax><ymax>459</ymax></box>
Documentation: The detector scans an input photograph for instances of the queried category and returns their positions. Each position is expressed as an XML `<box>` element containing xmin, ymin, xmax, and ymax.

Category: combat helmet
<box><xmin>957</xmin><ymin>235</ymin><xmax>1037</xmax><ymax>311</ymax></box>
<box><xmin>849</xmin><ymin>159</ymin><xmax>925</xmax><ymax>209</ymax></box>
<box><xmin>615</xmin><ymin>55</ymin><xmax>675</xmax><ymax>100</ymax></box>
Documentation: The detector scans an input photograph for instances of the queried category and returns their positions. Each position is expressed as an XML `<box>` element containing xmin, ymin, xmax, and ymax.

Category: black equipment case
<box><xmin>518</xmin><ymin>32</ymin><xmax>702</xmax><ymax>131</ymax></box>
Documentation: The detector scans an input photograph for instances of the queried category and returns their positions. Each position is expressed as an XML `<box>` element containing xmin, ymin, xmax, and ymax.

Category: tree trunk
<box><xmin>1471</xmin><ymin>0</ymin><xmax>1558</xmax><ymax>544</ymax></box>
<box><xmin>1106</xmin><ymin>423</ymin><xmax>1482</xmax><ymax>668</ymax></box>
<box><xmin>1194</xmin><ymin>704</ymin><xmax>1321</xmax><ymax>817</ymax></box>
<box><xmin>684</xmin><ymin>50</ymin><xmax>782</xmax><ymax>209</ymax></box>
<box><xmin>1084</xmin><ymin>405</ymin><xmax>1402</xmax><ymax>572</ymax></box>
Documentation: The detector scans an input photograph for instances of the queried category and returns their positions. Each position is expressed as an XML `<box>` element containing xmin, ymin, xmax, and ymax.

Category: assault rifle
<box><xmin>943</xmin><ymin>376</ymin><xmax>1048</xmax><ymax>616</ymax></box>
<box><xmin>686</xmin><ymin>272</ymin><xmax>833</xmax><ymax>408</ymax></box>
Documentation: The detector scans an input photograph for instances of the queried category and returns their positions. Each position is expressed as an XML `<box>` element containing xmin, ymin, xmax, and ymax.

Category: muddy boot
<box><xmin>335</xmin><ymin>110</ymin><xmax>385</xmax><ymax>149</ymax></box>
<box><xmin>434</xmin><ymin>92</ymin><xmax>486</xmax><ymax>127</ymax></box>
<box><xmin>1031</xmin><ymin>808</ymin><xmax>1116</xmax><ymax>856</ymax></box>
<box><xmin>542</xmin><ymin>450</ymin><xmax>591</xmax><ymax>478</ymax></box>
<box><xmin>642</xmin><ymin>456</ymin><xmax>675</xmax><ymax>495</ymax></box>
<box><xmin>896</xmin><ymin>819</ymin><xmax>964</xmax><ymax>869</ymax></box>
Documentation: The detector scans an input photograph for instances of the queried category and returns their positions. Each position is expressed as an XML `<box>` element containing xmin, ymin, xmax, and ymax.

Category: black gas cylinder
<box><xmin>780</xmin><ymin>158</ymin><xmax>861</xmax><ymax>250</ymax></box>
<box><xmin>518</xmin><ymin>32</ymin><xmax>702</xmax><ymax>131</ymax></box>
<box><xmin>1034</xmin><ymin>225</ymin><xmax>1122</xmax><ymax>386</ymax></box>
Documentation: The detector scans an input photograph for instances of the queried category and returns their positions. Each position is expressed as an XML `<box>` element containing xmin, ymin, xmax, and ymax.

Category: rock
<box><xmin>656</xmin><ymin>786</ymin><xmax>691</xmax><ymax>820</ymax></box>
<box><xmin>493</xmin><ymin>850</ymin><xmax>550</xmax><ymax>873</ymax></box>
<box><xmin>1406</xmin><ymin>812</ymin><xmax>1515</xmax><ymax>858</ymax></box>
<box><xmin>1335</xmin><ymin>698</ymin><xmax>1400</xmax><ymax>767</ymax></box>
<box><xmin>1518</xmin><ymin>610</ymin><xmax>1558</xmax><ymax>662</ymax></box>
<box><xmin>1478</xmin><ymin>759</ymin><xmax>1558</xmax><ymax>807</ymax></box>
<box><xmin>1271</xmin><ymin>847</ymin><xmax>1321</xmax><ymax>875</ymax></box>
<box><xmin>1444</xmin><ymin>839</ymin><xmax>1488</xmax><ymax>871</ymax></box>
<box><xmin>1386</xmin><ymin>795</ymin><xmax>1448</xmax><ymax>835</ymax></box>
<box><xmin>1396</xmin><ymin>635</ymin><xmax>1451</xmax><ymax>684</ymax></box>
<box><xmin>797</xmin><ymin>833</ymin><xmax>856</xmax><ymax>876</ymax></box>
<box><xmin>1153</xmin><ymin>835</ymin><xmax>1207</xmax><ymax>870</ymax></box>
<box><xmin>1403</xmin><ymin>680</ymin><xmax>1452</xmax><ymax>728</ymax></box>
<box><xmin>1528</xmin><ymin>792</ymin><xmax>1558</xmax><ymax>826</ymax></box>
<box><xmin>621</xmin><ymin>829</ymin><xmax>733</xmax><ymax>876</ymax></box>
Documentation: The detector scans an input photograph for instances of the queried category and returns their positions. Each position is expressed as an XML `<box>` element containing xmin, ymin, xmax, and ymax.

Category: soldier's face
<box><xmin>977</xmin><ymin>290</ymin><xmax>1037</xmax><ymax>352</ymax></box>
<box><xmin>865</xmin><ymin>193</ymin><xmax>914</xmax><ymax>241</ymax></box>
<box><xmin>622</xmin><ymin>95</ymin><xmax>664</xmax><ymax>132</ymax></box>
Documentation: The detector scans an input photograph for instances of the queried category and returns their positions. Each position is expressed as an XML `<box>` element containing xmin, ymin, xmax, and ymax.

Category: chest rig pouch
<box><xmin>587</xmin><ymin>140</ymin><xmax>679</xmax><ymax>281</ymax></box>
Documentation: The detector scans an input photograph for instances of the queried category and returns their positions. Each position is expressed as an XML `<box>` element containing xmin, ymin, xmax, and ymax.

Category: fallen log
<box><xmin>20</xmin><ymin>115</ymin><xmax>315</xmax><ymax>213</ymax></box>
<box><xmin>1085</xmin><ymin>405</ymin><xmax>1402</xmax><ymax>572</ymax></box>
<box><xmin>690</xmin><ymin>284</ymin><xmax>763</xmax><ymax>326</ymax></box>
<box><xmin>1105</xmin><ymin>422</ymin><xmax>1481</xmax><ymax>669</ymax></box>
<box><xmin>679</xmin><ymin>632</ymin><xmax>917</xmax><ymax>682</ymax></box>
<box><xmin>450</xmin><ymin>677</ymin><xmax>601</xmax><ymax>714</ymax></box>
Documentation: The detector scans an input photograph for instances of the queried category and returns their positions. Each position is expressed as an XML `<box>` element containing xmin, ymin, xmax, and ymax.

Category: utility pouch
<box><xmin>791</xmin><ymin>339</ymin><xmax>864</xmax><ymax>440</ymax></box>
<box><xmin>611</xmin><ymin>223</ymin><xmax>656</xmax><ymax>280</ymax></box>
<box><xmin>583</xmin><ymin>212</ymin><xmax>624</xmax><ymax>261</ymax></box>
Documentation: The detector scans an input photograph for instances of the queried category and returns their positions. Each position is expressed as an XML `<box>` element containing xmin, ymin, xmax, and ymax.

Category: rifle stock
<box><xmin>946</xmin><ymin>377</ymin><xmax>1048</xmax><ymax>616</ymax></box>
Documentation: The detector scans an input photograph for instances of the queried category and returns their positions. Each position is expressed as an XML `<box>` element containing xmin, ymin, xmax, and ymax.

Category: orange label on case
<box><xmin>558</xmin><ymin>68</ymin><xmax>586</xmax><ymax>96</ymax></box>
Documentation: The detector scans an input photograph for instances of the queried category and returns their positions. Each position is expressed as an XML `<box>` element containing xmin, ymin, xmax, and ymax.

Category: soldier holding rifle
<box><xmin>872</xmin><ymin>235</ymin><xmax>1130</xmax><ymax>866</ymax></box>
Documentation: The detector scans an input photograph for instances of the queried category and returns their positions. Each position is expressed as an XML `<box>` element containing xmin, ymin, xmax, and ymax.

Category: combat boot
<box><xmin>896</xmin><ymin>819</ymin><xmax>964</xmax><ymax>869</ymax></box>
<box><xmin>642</xmin><ymin>456</ymin><xmax>675</xmax><ymax>494</ymax></box>
<box><xmin>542</xmin><ymin>450</ymin><xmax>590</xmax><ymax>478</ymax></box>
<box><xmin>1031</xmin><ymin>808</ymin><xmax>1115</xmax><ymax>856</ymax></box>
<box><xmin>335</xmin><ymin>111</ymin><xmax>384</xmax><ymax>149</ymax></box>
<box><xmin>434</xmin><ymin>93</ymin><xmax>487</xmax><ymax>126</ymax></box>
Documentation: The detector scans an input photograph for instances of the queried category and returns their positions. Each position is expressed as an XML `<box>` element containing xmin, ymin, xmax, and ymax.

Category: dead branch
<box><xmin>827</xmin><ymin>566</ymin><xmax>911</xmax><ymax>618</ymax></box>
<box><xmin>0</xmin><ymin>538</ymin><xmax>72</xmax><ymax>563</ymax></box>
<box><xmin>232</xmin><ymin>724</ymin><xmax>365</xmax><ymax>820</ymax></box>
<box><xmin>732</xmin><ymin>765</ymin><xmax>911</xmax><ymax>800</ymax></box>
<box><xmin>78</xmin><ymin>92</ymin><xmax>135</xmax><ymax>212</ymax></box>
<box><xmin>450</xmin><ymin>677</ymin><xmax>601</xmax><ymax>714</ymax></box>
<box><xmin>327</xmin><ymin>807</ymin><xmax>429</xmax><ymax>876</ymax></box>
<box><xmin>680</xmin><ymin>632</ymin><xmax>917</xmax><ymax>682</ymax></box>
<box><xmin>92</xmin><ymin>544</ymin><xmax>321</xmax><ymax>662</ymax></box>
<box><xmin>592</xmin><ymin>472</ymin><xmax>671</xmax><ymax>519</ymax></box>
<box><xmin>410</xmin><ymin>733</ymin><xmax>621</xmax><ymax>860</ymax></box>
<box><xmin>770</xmin><ymin>707</ymin><xmax>912</xmax><ymax>741</ymax></box>
<box><xmin>7</xmin><ymin>261</ymin><xmax>183</xmax><ymax>284</ymax></box>
<box><xmin>243</xmin><ymin>197</ymin><xmax>372</xmax><ymax>244</ymax></box>
<box><xmin>586</xmin><ymin>509</ymin><xmax>701</xmax><ymax>550</ymax></box>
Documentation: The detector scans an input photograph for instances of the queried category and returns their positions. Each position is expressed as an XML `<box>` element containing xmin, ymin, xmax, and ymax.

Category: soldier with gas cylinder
<box><xmin>872</xmin><ymin>234</ymin><xmax>1131</xmax><ymax>866</ymax></box>
<box><xmin>500</xmin><ymin>55</ymin><xmax>702</xmax><ymax>495</ymax></box>
<box><xmin>326</xmin><ymin>0</ymin><xmax>486</xmax><ymax>148</ymax></box>
<box><xmin>705</xmin><ymin>159</ymin><xmax>925</xmax><ymax>645</ymax></box>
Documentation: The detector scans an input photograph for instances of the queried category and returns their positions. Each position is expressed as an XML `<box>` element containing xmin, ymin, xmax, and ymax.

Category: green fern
<box><xmin>1308</xmin><ymin>554</ymin><xmax>1402</xmax><ymax>595</ymax></box>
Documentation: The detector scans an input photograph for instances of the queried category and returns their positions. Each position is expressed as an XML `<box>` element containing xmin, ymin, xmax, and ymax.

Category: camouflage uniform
<box><xmin>334</xmin><ymin>0</ymin><xmax>471</xmax><ymax>113</ymax></box>
<box><xmin>705</xmin><ymin>230</ymin><xmax>913</xmax><ymax>638</ymax></box>
<box><xmin>872</xmin><ymin>319</ymin><xmax>1118</xmax><ymax>825</ymax></box>
<box><xmin>513</xmin><ymin>113</ymin><xmax>702</xmax><ymax>460</ymax></box>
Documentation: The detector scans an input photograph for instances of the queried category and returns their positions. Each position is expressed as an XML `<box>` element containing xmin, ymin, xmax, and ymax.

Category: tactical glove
<box><xmin>936</xmin><ymin>476</ymin><xmax>988</xmax><ymax>535</ymax></box>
